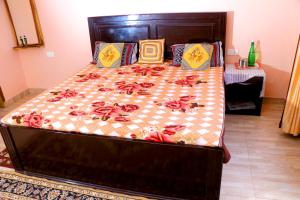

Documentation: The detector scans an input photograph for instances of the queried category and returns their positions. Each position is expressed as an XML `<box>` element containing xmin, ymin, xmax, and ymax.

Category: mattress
<box><xmin>1</xmin><ymin>62</ymin><xmax>225</xmax><ymax>148</ymax></box>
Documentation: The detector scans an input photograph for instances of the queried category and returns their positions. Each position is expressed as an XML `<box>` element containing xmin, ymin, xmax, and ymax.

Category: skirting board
<box><xmin>262</xmin><ymin>97</ymin><xmax>285</xmax><ymax>105</ymax></box>
<box><xmin>3</xmin><ymin>88</ymin><xmax>45</xmax><ymax>107</ymax></box>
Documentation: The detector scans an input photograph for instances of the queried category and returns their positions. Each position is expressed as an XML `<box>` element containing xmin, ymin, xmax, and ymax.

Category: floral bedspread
<box><xmin>1</xmin><ymin>63</ymin><xmax>225</xmax><ymax>147</ymax></box>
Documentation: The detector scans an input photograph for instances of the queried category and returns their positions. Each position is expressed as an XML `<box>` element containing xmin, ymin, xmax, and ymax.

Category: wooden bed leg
<box><xmin>0</xmin><ymin>123</ymin><xmax>23</xmax><ymax>171</ymax></box>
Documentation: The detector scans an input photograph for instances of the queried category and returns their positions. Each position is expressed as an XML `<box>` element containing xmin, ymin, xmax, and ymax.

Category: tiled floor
<box><xmin>221</xmin><ymin>100</ymin><xmax>300</xmax><ymax>200</ymax></box>
<box><xmin>0</xmin><ymin>93</ymin><xmax>299</xmax><ymax>200</ymax></box>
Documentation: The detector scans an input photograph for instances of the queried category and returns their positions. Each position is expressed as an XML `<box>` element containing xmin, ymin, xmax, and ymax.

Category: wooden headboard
<box><xmin>88</xmin><ymin>12</ymin><xmax>226</xmax><ymax>59</ymax></box>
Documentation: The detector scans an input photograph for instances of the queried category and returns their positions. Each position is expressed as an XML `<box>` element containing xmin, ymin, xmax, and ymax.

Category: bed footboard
<box><xmin>0</xmin><ymin>123</ymin><xmax>224</xmax><ymax>200</ymax></box>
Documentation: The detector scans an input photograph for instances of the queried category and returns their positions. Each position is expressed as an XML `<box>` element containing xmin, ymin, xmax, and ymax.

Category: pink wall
<box><xmin>4</xmin><ymin>0</ymin><xmax>300</xmax><ymax>98</ymax></box>
<box><xmin>0</xmin><ymin>1</ymin><xmax>27</xmax><ymax>100</ymax></box>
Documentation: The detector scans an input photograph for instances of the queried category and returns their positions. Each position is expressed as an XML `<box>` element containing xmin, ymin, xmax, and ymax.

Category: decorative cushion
<box><xmin>121</xmin><ymin>43</ymin><xmax>138</xmax><ymax>66</ymax></box>
<box><xmin>96</xmin><ymin>43</ymin><xmax>124</xmax><ymax>68</ymax></box>
<box><xmin>210</xmin><ymin>41</ymin><xmax>224</xmax><ymax>67</ymax></box>
<box><xmin>91</xmin><ymin>41</ymin><xmax>104</xmax><ymax>64</ymax></box>
<box><xmin>171</xmin><ymin>44</ymin><xmax>185</xmax><ymax>66</ymax></box>
<box><xmin>92</xmin><ymin>42</ymin><xmax>138</xmax><ymax>65</ymax></box>
<box><xmin>138</xmin><ymin>39</ymin><xmax>165</xmax><ymax>64</ymax></box>
<box><xmin>171</xmin><ymin>41</ymin><xmax>223</xmax><ymax>67</ymax></box>
<box><xmin>181</xmin><ymin>43</ymin><xmax>213</xmax><ymax>70</ymax></box>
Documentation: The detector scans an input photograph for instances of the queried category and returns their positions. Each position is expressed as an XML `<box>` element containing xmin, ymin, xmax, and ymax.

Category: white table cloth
<box><xmin>224</xmin><ymin>64</ymin><xmax>266</xmax><ymax>97</ymax></box>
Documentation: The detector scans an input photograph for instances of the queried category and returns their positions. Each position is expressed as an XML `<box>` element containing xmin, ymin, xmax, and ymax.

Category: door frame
<box><xmin>0</xmin><ymin>87</ymin><xmax>5</xmax><ymax>108</ymax></box>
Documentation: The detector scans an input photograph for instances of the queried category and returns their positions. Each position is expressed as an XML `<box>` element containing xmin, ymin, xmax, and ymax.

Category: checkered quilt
<box><xmin>1</xmin><ymin>63</ymin><xmax>225</xmax><ymax>147</ymax></box>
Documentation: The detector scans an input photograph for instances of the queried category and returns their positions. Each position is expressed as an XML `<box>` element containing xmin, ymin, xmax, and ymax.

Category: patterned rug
<box><xmin>0</xmin><ymin>170</ymin><xmax>148</xmax><ymax>200</ymax></box>
<box><xmin>0</xmin><ymin>149</ymin><xmax>13</xmax><ymax>169</ymax></box>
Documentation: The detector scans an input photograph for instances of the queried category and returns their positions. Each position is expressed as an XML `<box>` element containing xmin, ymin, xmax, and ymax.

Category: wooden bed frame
<box><xmin>0</xmin><ymin>12</ymin><xmax>227</xmax><ymax>200</ymax></box>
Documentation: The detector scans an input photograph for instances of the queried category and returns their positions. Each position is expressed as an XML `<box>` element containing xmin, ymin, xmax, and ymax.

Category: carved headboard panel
<box><xmin>88</xmin><ymin>12</ymin><xmax>226</xmax><ymax>59</ymax></box>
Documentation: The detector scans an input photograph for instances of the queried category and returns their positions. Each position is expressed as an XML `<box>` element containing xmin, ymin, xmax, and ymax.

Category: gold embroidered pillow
<box><xmin>138</xmin><ymin>39</ymin><xmax>164</xmax><ymax>64</ymax></box>
<box><xmin>181</xmin><ymin>43</ymin><xmax>213</xmax><ymax>70</ymax></box>
<box><xmin>97</xmin><ymin>43</ymin><xmax>124</xmax><ymax>68</ymax></box>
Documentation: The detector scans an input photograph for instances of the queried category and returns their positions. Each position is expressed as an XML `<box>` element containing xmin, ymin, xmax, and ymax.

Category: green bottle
<box><xmin>248</xmin><ymin>42</ymin><xmax>256</xmax><ymax>66</ymax></box>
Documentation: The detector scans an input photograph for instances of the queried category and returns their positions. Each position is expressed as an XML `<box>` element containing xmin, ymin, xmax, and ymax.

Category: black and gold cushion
<box><xmin>181</xmin><ymin>43</ymin><xmax>213</xmax><ymax>70</ymax></box>
<box><xmin>97</xmin><ymin>43</ymin><xmax>124</xmax><ymax>68</ymax></box>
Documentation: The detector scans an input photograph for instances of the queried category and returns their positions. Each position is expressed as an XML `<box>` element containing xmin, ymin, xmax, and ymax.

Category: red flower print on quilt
<box><xmin>91</xmin><ymin>102</ymin><xmax>139</xmax><ymax>122</ymax></box>
<box><xmin>47</xmin><ymin>96</ymin><xmax>63</xmax><ymax>102</ymax></box>
<box><xmin>163</xmin><ymin>125</ymin><xmax>186</xmax><ymax>135</ymax></box>
<box><xmin>121</xmin><ymin>104</ymin><xmax>139</xmax><ymax>112</ymax></box>
<box><xmin>98</xmin><ymin>88</ymin><xmax>113</xmax><ymax>92</ymax></box>
<box><xmin>165</xmin><ymin>100</ymin><xmax>189</xmax><ymax>111</ymax></box>
<box><xmin>139</xmin><ymin>83</ymin><xmax>155</xmax><ymax>88</ymax></box>
<box><xmin>115</xmin><ymin>116</ymin><xmax>130</xmax><ymax>122</ymax></box>
<box><xmin>155</xmin><ymin>95</ymin><xmax>204</xmax><ymax>113</ymax></box>
<box><xmin>142</xmin><ymin>125</ymin><xmax>186</xmax><ymax>143</ymax></box>
<box><xmin>152</xmin><ymin>66</ymin><xmax>165</xmax><ymax>71</ymax></box>
<box><xmin>91</xmin><ymin>101</ymin><xmax>105</xmax><ymax>107</ymax></box>
<box><xmin>69</xmin><ymin>111</ymin><xmax>87</xmax><ymax>116</ymax></box>
<box><xmin>186</xmin><ymin>75</ymin><xmax>200</xmax><ymax>80</ymax></box>
<box><xmin>116</xmin><ymin>81</ymin><xmax>155</xmax><ymax>95</ymax></box>
<box><xmin>131</xmin><ymin>66</ymin><xmax>165</xmax><ymax>76</ymax></box>
<box><xmin>145</xmin><ymin>131</ymin><xmax>173</xmax><ymax>143</ymax></box>
<box><xmin>75</xmin><ymin>73</ymin><xmax>103</xmax><ymax>82</ymax></box>
<box><xmin>179</xmin><ymin>95</ymin><xmax>196</xmax><ymax>102</ymax></box>
<box><xmin>175</xmin><ymin>75</ymin><xmax>207</xmax><ymax>87</ymax></box>
<box><xmin>12</xmin><ymin>112</ymin><xmax>51</xmax><ymax>129</ymax></box>
<box><xmin>137</xmin><ymin>90</ymin><xmax>151</xmax><ymax>96</ymax></box>
<box><xmin>86</xmin><ymin>73</ymin><xmax>101</xmax><ymax>79</ymax></box>
<box><xmin>23</xmin><ymin>112</ymin><xmax>44</xmax><ymax>128</ymax></box>
<box><xmin>92</xmin><ymin>106</ymin><xmax>121</xmax><ymax>119</ymax></box>
<box><xmin>60</xmin><ymin>89</ymin><xmax>78</xmax><ymax>98</ymax></box>
<box><xmin>47</xmin><ymin>89</ymin><xmax>84</xmax><ymax>102</ymax></box>
<box><xmin>117</xmin><ymin>83</ymin><xmax>141</xmax><ymax>95</ymax></box>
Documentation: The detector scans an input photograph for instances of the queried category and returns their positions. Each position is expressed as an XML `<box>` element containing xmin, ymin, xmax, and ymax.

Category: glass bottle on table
<box><xmin>248</xmin><ymin>42</ymin><xmax>256</xmax><ymax>66</ymax></box>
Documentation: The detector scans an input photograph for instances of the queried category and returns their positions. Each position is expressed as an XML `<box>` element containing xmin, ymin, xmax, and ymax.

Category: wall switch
<box><xmin>46</xmin><ymin>51</ymin><xmax>55</xmax><ymax>58</ymax></box>
<box><xmin>227</xmin><ymin>49</ymin><xmax>238</xmax><ymax>56</ymax></box>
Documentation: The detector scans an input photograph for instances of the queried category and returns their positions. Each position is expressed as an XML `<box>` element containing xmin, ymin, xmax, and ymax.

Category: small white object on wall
<box><xmin>227</xmin><ymin>48</ymin><xmax>239</xmax><ymax>56</ymax></box>
<box><xmin>46</xmin><ymin>51</ymin><xmax>55</xmax><ymax>58</ymax></box>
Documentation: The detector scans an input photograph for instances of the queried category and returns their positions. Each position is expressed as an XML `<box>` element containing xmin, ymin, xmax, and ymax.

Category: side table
<box><xmin>224</xmin><ymin>64</ymin><xmax>266</xmax><ymax>115</ymax></box>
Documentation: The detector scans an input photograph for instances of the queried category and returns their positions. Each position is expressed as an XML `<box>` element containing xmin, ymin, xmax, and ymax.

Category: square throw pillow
<box><xmin>171</xmin><ymin>44</ymin><xmax>185</xmax><ymax>66</ymax></box>
<box><xmin>92</xmin><ymin>41</ymin><xmax>138</xmax><ymax>65</ymax></box>
<box><xmin>121</xmin><ymin>43</ymin><xmax>138</xmax><ymax>66</ymax></box>
<box><xmin>96</xmin><ymin>43</ymin><xmax>124</xmax><ymax>68</ymax></box>
<box><xmin>138</xmin><ymin>39</ymin><xmax>165</xmax><ymax>64</ymax></box>
<box><xmin>171</xmin><ymin>42</ymin><xmax>223</xmax><ymax>67</ymax></box>
<box><xmin>181</xmin><ymin>43</ymin><xmax>213</xmax><ymax>70</ymax></box>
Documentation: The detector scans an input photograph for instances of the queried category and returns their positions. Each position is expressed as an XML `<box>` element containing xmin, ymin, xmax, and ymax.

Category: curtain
<box><xmin>282</xmin><ymin>36</ymin><xmax>300</xmax><ymax>136</ymax></box>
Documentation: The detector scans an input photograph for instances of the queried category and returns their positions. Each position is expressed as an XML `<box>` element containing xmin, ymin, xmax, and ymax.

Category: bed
<box><xmin>0</xmin><ymin>12</ymin><xmax>229</xmax><ymax>200</ymax></box>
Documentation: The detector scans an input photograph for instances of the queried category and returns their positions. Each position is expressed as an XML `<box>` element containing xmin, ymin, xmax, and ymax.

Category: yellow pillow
<box><xmin>181</xmin><ymin>43</ymin><xmax>213</xmax><ymax>70</ymax></box>
<box><xmin>138</xmin><ymin>39</ymin><xmax>165</xmax><ymax>64</ymax></box>
<box><xmin>97</xmin><ymin>43</ymin><xmax>124</xmax><ymax>68</ymax></box>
